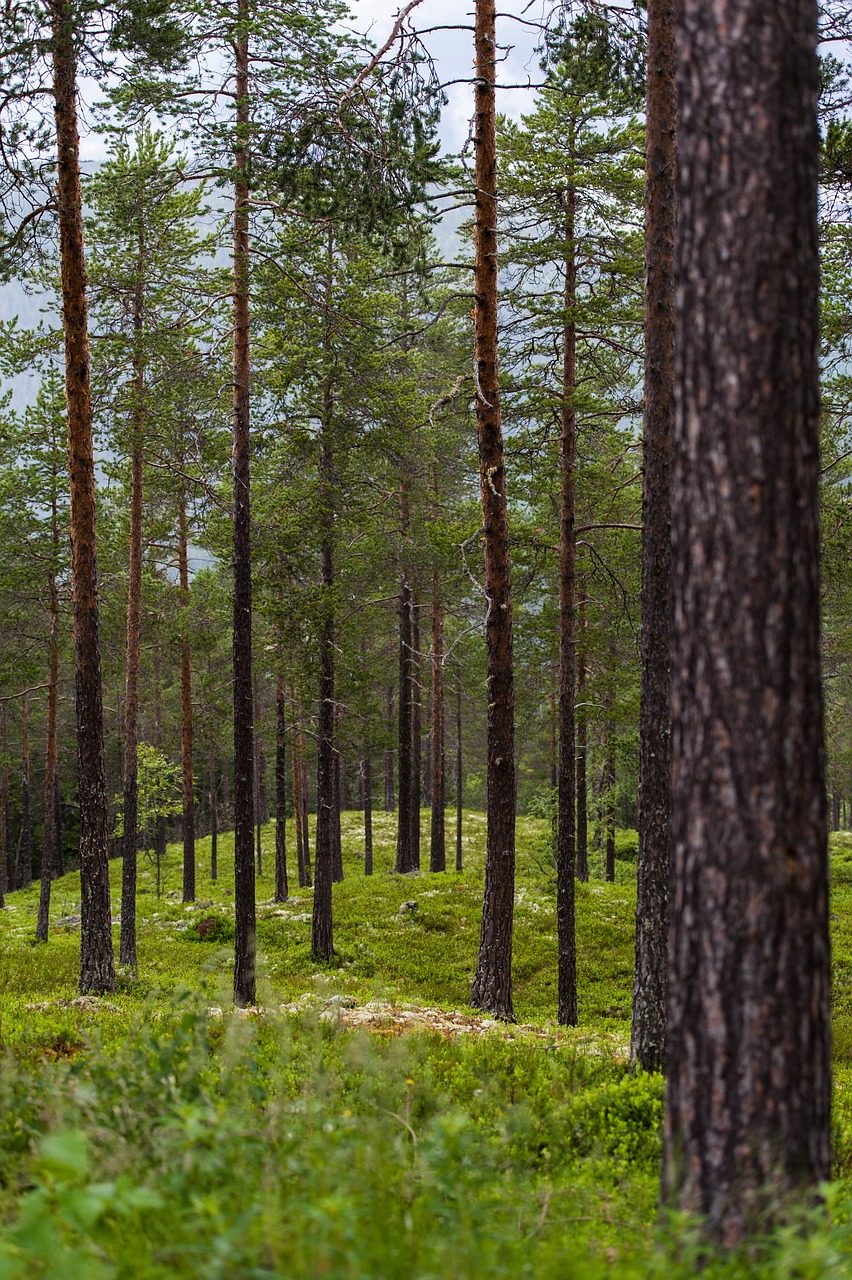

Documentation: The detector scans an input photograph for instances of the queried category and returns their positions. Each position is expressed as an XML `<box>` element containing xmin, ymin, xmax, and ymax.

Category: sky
<box><xmin>349</xmin><ymin>0</ymin><xmax>550</xmax><ymax>152</ymax></box>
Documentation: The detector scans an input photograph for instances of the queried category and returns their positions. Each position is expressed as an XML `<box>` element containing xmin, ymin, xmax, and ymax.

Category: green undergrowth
<box><xmin>0</xmin><ymin>816</ymin><xmax>848</xmax><ymax>1275</ymax></box>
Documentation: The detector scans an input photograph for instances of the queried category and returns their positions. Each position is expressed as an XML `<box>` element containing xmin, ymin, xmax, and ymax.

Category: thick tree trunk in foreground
<box><xmin>664</xmin><ymin>0</ymin><xmax>830</xmax><ymax>1241</ymax></box>
<box><xmin>471</xmin><ymin>0</ymin><xmax>516</xmax><ymax>1020</ymax></box>
<box><xmin>153</xmin><ymin>650</ymin><xmax>167</xmax><ymax>877</ymax></box>
<box><xmin>556</xmin><ymin>185</ymin><xmax>578</xmax><ymax>1028</ymax></box>
<box><xmin>632</xmin><ymin>0</ymin><xmax>677</xmax><ymax>1076</ymax></box>
<box><xmin>275</xmin><ymin>672</ymin><xmax>288</xmax><ymax>902</ymax></box>
<box><xmin>231</xmin><ymin>8</ymin><xmax>255</xmax><ymax>1006</ymax></box>
<box><xmin>576</xmin><ymin>575</ymin><xmax>588</xmax><ymax>883</ymax></box>
<box><xmin>52</xmin><ymin>0</ymin><xmax>114</xmax><ymax>994</ymax></box>
<box><xmin>36</xmin><ymin>572</ymin><xmax>60</xmax><ymax>941</ymax></box>
<box><xmin>179</xmin><ymin>496</ymin><xmax>196</xmax><ymax>904</ymax></box>
<box><xmin>430</xmin><ymin>583</ymin><xmax>446</xmax><ymax>872</ymax></box>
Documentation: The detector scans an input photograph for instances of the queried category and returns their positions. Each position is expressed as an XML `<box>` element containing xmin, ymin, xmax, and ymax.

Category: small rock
<box><xmin>397</xmin><ymin>900</ymin><xmax>418</xmax><ymax>917</ymax></box>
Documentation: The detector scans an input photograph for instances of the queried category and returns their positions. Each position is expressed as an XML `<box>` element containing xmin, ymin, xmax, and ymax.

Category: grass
<box><xmin>0</xmin><ymin>811</ymin><xmax>849</xmax><ymax>1275</ymax></box>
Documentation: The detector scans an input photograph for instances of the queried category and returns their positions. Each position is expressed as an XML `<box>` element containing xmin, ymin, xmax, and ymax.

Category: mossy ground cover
<box><xmin>0</xmin><ymin>813</ymin><xmax>849</xmax><ymax>1275</ymax></box>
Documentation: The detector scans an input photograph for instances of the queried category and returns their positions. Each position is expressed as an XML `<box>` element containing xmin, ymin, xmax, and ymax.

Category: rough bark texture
<box><xmin>664</xmin><ymin>0</ymin><xmax>830</xmax><ymax>1241</ymax></box>
<box><xmin>556</xmin><ymin>185</ymin><xmax>577</xmax><ymax>1028</ymax></box>
<box><xmin>632</xmin><ymin>0</ymin><xmax>677</xmax><ymax>1076</ymax></box>
<box><xmin>119</xmin><ymin>296</ymin><xmax>144</xmax><ymax>967</ymax></box>
<box><xmin>254</xmin><ymin>678</ymin><xmax>264</xmax><ymax>878</ymax></box>
<box><xmin>275</xmin><ymin>671</ymin><xmax>288</xmax><ymax>902</ymax></box>
<box><xmin>363</xmin><ymin>753</ymin><xmax>373</xmax><ymax>875</ymax></box>
<box><xmin>52</xmin><ymin>0</ymin><xmax>114</xmax><ymax>994</ymax></box>
<box><xmin>179</xmin><ymin>497</ymin><xmax>196</xmax><ymax>904</ymax></box>
<box><xmin>455</xmin><ymin>685</ymin><xmax>463</xmax><ymax>872</ymax></box>
<box><xmin>576</xmin><ymin>575</ymin><xmax>588</xmax><ymax>883</ymax></box>
<box><xmin>231</xmin><ymin>9</ymin><xmax>256</xmax><ymax>1006</ymax></box>
<box><xmin>36</xmin><ymin>571</ymin><xmax>60</xmax><ymax>942</ymax></box>
<box><xmin>470</xmin><ymin>0</ymin><xmax>516</xmax><ymax>1021</ymax></box>
<box><xmin>430</xmin><ymin>583</ymin><xmax>446</xmax><ymax>872</ymax></box>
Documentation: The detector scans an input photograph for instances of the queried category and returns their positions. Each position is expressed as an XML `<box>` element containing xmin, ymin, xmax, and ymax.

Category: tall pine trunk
<box><xmin>51</xmin><ymin>0</ymin><xmax>114</xmax><ymax>993</ymax></box>
<box><xmin>178</xmin><ymin>495</ymin><xmax>195</xmax><ymax>904</ymax></box>
<box><xmin>231</xmin><ymin>4</ymin><xmax>255</xmax><ymax>1006</ymax></box>
<box><xmin>556</xmin><ymin>182</ymin><xmax>577</xmax><ymax>1027</ymax></box>
<box><xmin>664</xmin><ymin>0</ymin><xmax>829</xmax><ymax>1238</ymax></box>
<box><xmin>471</xmin><ymin>0</ymin><xmax>516</xmax><ymax>1020</ymax></box>
<box><xmin>631</xmin><ymin>0</ymin><xmax>677</xmax><ymax>1076</ymax></box>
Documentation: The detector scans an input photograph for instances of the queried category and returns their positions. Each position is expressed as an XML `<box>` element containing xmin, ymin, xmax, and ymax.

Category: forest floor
<box><xmin>0</xmin><ymin>811</ymin><xmax>850</xmax><ymax>1276</ymax></box>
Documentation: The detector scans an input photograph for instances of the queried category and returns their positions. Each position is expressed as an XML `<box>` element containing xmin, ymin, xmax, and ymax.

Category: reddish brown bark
<box><xmin>664</xmin><ymin>0</ymin><xmax>829</xmax><ymax>1238</ymax></box>
<box><xmin>51</xmin><ymin>0</ymin><xmax>114</xmax><ymax>992</ymax></box>
<box><xmin>231</xmin><ymin>6</ymin><xmax>255</xmax><ymax>1006</ymax></box>
<box><xmin>632</xmin><ymin>0</ymin><xmax>677</xmax><ymax>1076</ymax></box>
<box><xmin>470</xmin><ymin>0</ymin><xmax>516</xmax><ymax>1021</ymax></box>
